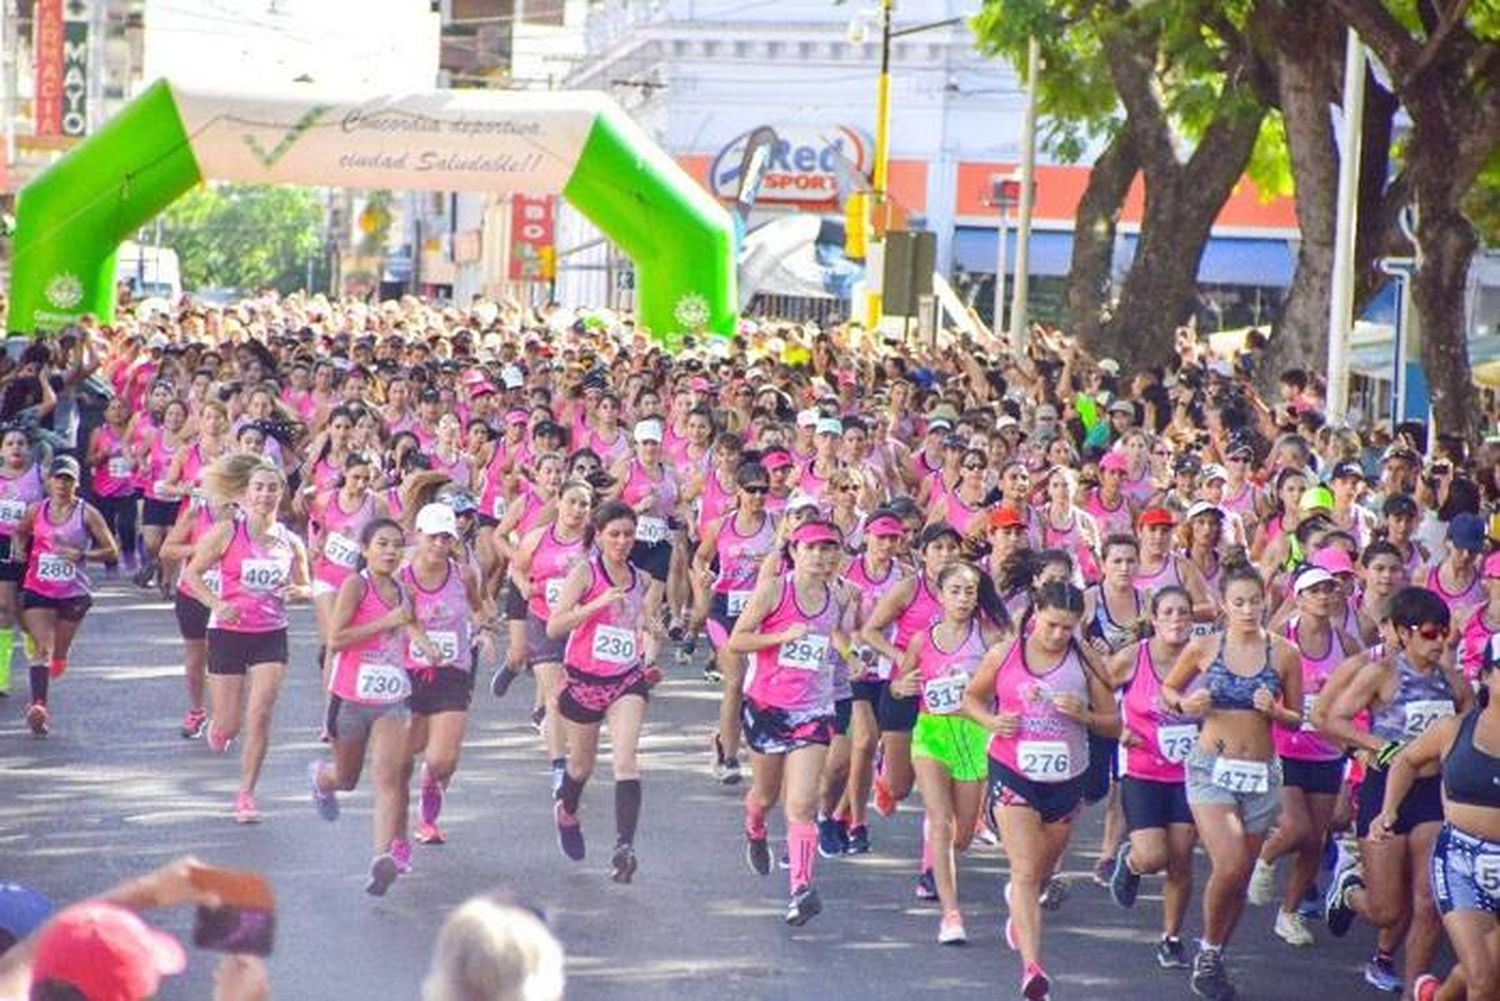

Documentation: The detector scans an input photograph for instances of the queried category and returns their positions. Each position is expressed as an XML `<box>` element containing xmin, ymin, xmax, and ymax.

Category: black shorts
<box><xmin>477</xmin><ymin>513</ymin><xmax>499</xmax><ymax>529</ymax></box>
<box><xmin>1082</xmin><ymin>731</ymin><xmax>1118</xmax><ymax>805</ymax></box>
<box><xmin>557</xmin><ymin>663</ymin><xmax>650</xmax><ymax>725</ymax></box>
<box><xmin>877</xmin><ymin>686</ymin><xmax>920</xmax><ymax>733</ymax></box>
<box><xmin>503</xmin><ymin>580</ymin><xmax>527</xmax><ymax>621</ymax></box>
<box><xmin>1121</xmin><ymin>775</ymin><xmax>1194</xmax><ymax>831</ymax></box>
<box><xmin>988</xmin><ymin>758</ymin><xmax>1086</xmax><ymax>825</ymax></box>
<box><xmin>174</xmin><ymin>591</ymin><xmax>210</xmax><ymax>641</ymax></box>
<box><xmin>833</xmin><ymin>696</ymin><xmax>853</xmax><ymax>737</ymax></box>
<box><xmin>1281</xmin><ymin>756</ymin><xmax>1345</xmax><ymax>796</ymax></box>
<box><xmin>1357</xmin><ymin>768</ymin><xmax>1445</xmax><ymax>838</ymax></box>
<box><xmin>851</xmin><ymin>678</ymin><xmax>885</xmax><ymax>705</ymax></box>
<box><xmin>20</xmin><ymin>590</ymin><xmax>91</xmax><ymax>622</ymax></box>
<box><xmin>141</xmin><ymin>496</ymin><xmax>183</xmax><ymax>528</ymax></box>
<box><xmin>629</xmin><ymin>539</ymin><xmax>671</xmax><ymax>583</ymax></box>
<box><xmin>409</xmin><ymin>667</ymin><xmax>474</xmax><ymax>715</ymax></box>
<box><xmin>207</xmin><ymin>628</ymin><xmax>289</xmax><ymax>676</ymax></box>
<box><xmin>742</xmin><ymin>696</ymin><xmax>835</xmax><ymax>755</ymax></box>
<box><xmin>0</xmin><ymin>559</ymin><xmax>22</xmax><ymax>583</ymax></box>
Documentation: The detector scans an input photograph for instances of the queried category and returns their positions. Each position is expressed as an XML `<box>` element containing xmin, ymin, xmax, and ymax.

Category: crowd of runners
<box><xmin>7</xmin><ymin>292</ymin><xmax>1500</xmax><ymax>1001</ymax></box>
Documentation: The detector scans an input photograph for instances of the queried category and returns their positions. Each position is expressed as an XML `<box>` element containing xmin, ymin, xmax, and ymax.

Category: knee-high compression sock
<box><xmin>744</xmin><ymin>790</ymin><xmax>768</xmax><ymax>839</ymax></box>
<box><xmin>788</xmin><ymin>821</ymin><xmax>818</xmax><ymax>893</ymax></box>
<box><xmin>558</xmin><ymin>772</ymin><xmax>586</xmax><ymax>816</ymax></box>
<box><xmin>28</xmin><ymin>663</ymin><xmax>48</xmax><ymax>704</ymax></box>
<box><xmin>615</xmin><ymin>779</ymin><xmax>642</xmax><ymax>847</ymax></box>
<box><xmin>0</xmin><ymin>628</ymin><xmax>13</xmax><ymax>693</ymax></box>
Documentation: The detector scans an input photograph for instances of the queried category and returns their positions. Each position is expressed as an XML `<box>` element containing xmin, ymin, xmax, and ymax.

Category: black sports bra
<box><xmin>1443</xmin><ymin>710</ymin><xmax>1500</xmax><ymax>810</ymax></box>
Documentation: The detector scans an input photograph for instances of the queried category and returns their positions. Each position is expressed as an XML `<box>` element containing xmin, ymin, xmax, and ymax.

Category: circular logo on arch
<box><xmin>44</xmin><ymin>272</ymin><xmax>84</xmax><ymax>310</ymax></box>
<box><xmin>710</xmin><ymin>126</ymin><xmax>870</xmax><ymax>206</ymax></box>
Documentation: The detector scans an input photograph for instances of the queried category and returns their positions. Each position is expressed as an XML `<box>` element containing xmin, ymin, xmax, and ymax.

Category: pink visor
<box><xmin>792</xmin><ymin>522</ymin><xmax>841</xmax><ymax>546</ymax></box>
<box><xmin>1311</xmin><ymin>547</ymin><xmax>1356</xmax><ymax>575</ymax></box>
<box><xmin>865</xmin><ymin>515</ymin><xmax>905</xmax><ymax>537</ymax></box>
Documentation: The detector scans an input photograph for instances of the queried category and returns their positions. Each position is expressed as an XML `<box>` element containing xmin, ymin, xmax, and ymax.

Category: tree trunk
<box><xmin>1067</xmin><ymin>129</ymin><xmax>1138</xmax><ymax>352</ymax></box>
<box><xmin>1411</xmin><ymin>167</ymin><xmax>1480</xmax><ymax>440</ymax></box>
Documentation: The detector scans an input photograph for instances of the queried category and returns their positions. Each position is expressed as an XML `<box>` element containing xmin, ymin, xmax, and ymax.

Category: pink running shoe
<box><xmin>180</xmin><ymin>707</ymin><xmax>207</xmax><ymax>739</ymax></box>
<box><xmin>415</xmin><ymin>822</ymin><xmax>446</xmax><ymax>845</ymax></box>
<box><xmin>1021</xmin><ymin>961</ymin><xmax>1050</xmax><ymax>1001</ymax></box>
<box><xmin>390</xmin><ymin>838</ymin><xmax>413</xmax><ymax>873</ymax></box>
<box><xmin>234</xmin><ymin>790</ymin><xmax>261</xmax><ymax>824</ymax></box>
<box><xmin>420</xmin><ymin>764</ymin><xmax>443</xmax><ymax>827</ymax></box>
<box><xmin>25</xmin><ymin>701</ymin><xmax>49</xmax><ymax>737</ymax></box>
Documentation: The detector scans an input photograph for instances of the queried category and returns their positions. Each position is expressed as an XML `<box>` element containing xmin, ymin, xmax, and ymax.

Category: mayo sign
<box><xmin>711</xmin><ymin>125</ymin><xmax>869</xmax><ymax>205</ymax></box>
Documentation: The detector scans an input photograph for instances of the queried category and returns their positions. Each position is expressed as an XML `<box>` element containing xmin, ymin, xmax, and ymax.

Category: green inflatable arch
<box><xmin>7</xmin><ymin>80</ymin><xmax>737</xmax><ymax>341</ymax></box>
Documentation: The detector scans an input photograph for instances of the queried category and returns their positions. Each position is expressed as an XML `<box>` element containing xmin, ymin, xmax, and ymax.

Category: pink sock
<box><xmin>789</xmin><ymin>821</ymin><xmax>817</xmax><ymax>892</ymax></box>
<box><xmin>921</xmin><ymin>815</ymin><xmax>934</xmax><ymax>872</ymax></box>
<box><xmin>744</xmin><ymin>791</ymin><xmax>767</xmax><ymax>840</ymax></box>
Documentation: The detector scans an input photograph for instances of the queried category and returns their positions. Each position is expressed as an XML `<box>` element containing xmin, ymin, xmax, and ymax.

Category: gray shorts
<box><xmin>325</xmin><ymin>694</ymin><xmax>409</xmax><ymax>744</ymax></box>
<box><xmin>525</xmin><ymin>611</ymin><xmax>567</xmax><ymax>668</ymax></box>
<box><xmin>1184</xmin><ymin>746</ymin><xmax>1283</xmax><ymax>835</ymax></box>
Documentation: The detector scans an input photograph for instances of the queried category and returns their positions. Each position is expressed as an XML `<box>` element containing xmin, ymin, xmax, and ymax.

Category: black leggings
<box><xmin>95</xmin><ymin>494</ymin><xmax>138</xmax><ymax>565</ymax></box>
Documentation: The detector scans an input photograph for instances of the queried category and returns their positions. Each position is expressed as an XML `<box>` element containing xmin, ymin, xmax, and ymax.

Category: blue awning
<box><xmin>953</xmin><ymin>228</ymin><xmax>1297</xmax><ymax>288</ymax></box>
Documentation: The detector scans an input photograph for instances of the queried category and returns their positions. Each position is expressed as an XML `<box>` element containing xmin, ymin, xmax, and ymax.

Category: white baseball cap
<box><xmin>633</xmin><ymin>419</ymin><xmax>664</xmax><ymax>444</ymax></box>
<box><xmin>501</xmin><ymin>364</ymin><xmax>525</xmax><ymax>389</ymax></box>
<box><xmin>415</xmin><ymin>503</ymin><xmax>458</xmax><ymax>537</ymax></box>
<box><xmin>796</xmin><ymin>408</ymin><xmax>820</xmax><ymax>428</ymax></box>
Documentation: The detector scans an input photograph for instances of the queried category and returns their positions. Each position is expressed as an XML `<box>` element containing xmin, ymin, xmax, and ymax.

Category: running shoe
<box><xmin>1247</xmin><ymin>857</ymin><xmax>1277</xmax><ymax>906</ymax></box>
<box><xmin>1109</xmin><ymin>851</ymin><xmax>1140</xmax><ymax>909</ymax></box>
<box><xmin>205</xmin><ymin>720</ymin><xmax>231</xmax><ymax>753</ymax></box>
<box><xmin>365</xmin><ymin>853</ymin><xmax>398</xmax><ymax>896</ymax></box>
<box><xmin>872</xmin><ymin>775</ymin><xmax>896</xmax><ymax>818</ymax></box>
<box><xmin>1325</xmin><ymin>857</ymin><xmax>1364</xmax><ymax>937</ymax></box>
<box><xmin>415</xmin><ymin>822</ymin><xmax>446</xmax><ymax>845</ymax></box>
<box><xmin>1021</xmin><ymin>961</ymin><xmax>1050</xmax><ymax>1001</ymax></box>
<box><xmin>1413</xmin><ymin>974</ymin><xmax>1441</xmax><ymax>1001</ymax></box>
<box><xmin>530</xmin><ymin>706</ymin><xmax>546</xmax><ymax>733</ymax></box>
<box><xmin>610</xmin><ymin>842</ymin><xmax>638</xmax><ymax>884</ymax></box>
<box><xmin>937</xmin><ymin>912</ymin><xmax>966</xmax><ymax>945</ymax></box>
<box><xmin>677</xmin><ymin>634</ymin><xmax>697</xmax><ymax>660</ymax></box>
<box><xmin>554</xmin><ymin>801</ymin><xmax>585</xmax><ymax>861</ymax></box>
<box><xmin>1092</xmin><ymin>854</ymin><xmax>1116</xmax><ymax>887</ymax></box>
<box><xmin>233</xmin><ymin>791</ymin><xmax>261</xmax><ymax>825</ymax></box>
<box><xmin>785</xmin><ymin>885</ymin><xmax>822</xmax><ymax>927</ymax></box>
<box><xmin>550</xmin><ymin>759</ymin><xmax>566</xmax><ymax>797</ymax></box>
<box><xmin>1039</xmin><ymin>874</ymin><xmax>1070</xmax><ymax>912</ymax></box>
<box><xmin>1156</xmin><ymin>936</ymin><xmax>1189</xmax><ymax>969</ymax></box>
<box><xmin>1190</xmin><ymin>946</ymin><xmax>1233</xmax><ymax>1000</ymax></box>
<box><xmin>817</xmin><ymin>817</ymin><xmax>848</xmax><ymax>858</ymax></box>
<box><xmin>914</xmin><ymin>869</ymin><xmax>937</xmax><ymax>901</ymax></box>
<box><xmin>1364</xmin><ymin>953</ymin><xmax>1401</xmax><ymax>993</ymax></box>
<box><xmin>390</xmin><ymin>839</ymin><xmax>412</xmax><ymax>874</ymax></box>
<box><xmin>25</xmin><ymin>700</ymin><xmax>49</xmax><ymax>737</ymax></box>
<box><xmin>180</xmin><ymin>707</ymin><xmax>207</xmax><ymax>739</ymax></box>
<box><xmin>745</xmin><ymin>834</ymin><xmax>771</xmax><ymax>876</ymax></box>
<box><xmin>844</xmin><ymin>825</ymin><xmax>871</xmax><ymax>855</ymax></box>
<box><xmin>1297</xmin><ymin>881</ymin><xmax>1324</xmax><ymax>920</ymax></box>
<box><xmin>972</xmin><ymin>822</ymin><xmax>998</xmax><ymax>848</ymax></box>
<box><xmin>419</xmin><ymin>764</ymin><xmax>443</xmax><ymax>827</ymax></box>
<box><xmin>1273</xmin><ymin>908</ymin><xmax>1314</xmax><ymax>947</ymax></box>
<box><xmin>308</xmin><ymin>761</ymin><xmax>338</xmax><ymax>822</ymax></box>
<box><xmin>702</xmin><ymin>659</ymin><xmax>722</xmax><ymax>683</ymax></box>
<box><xmin>490</xmin><ymin>666</ymin><xmax>516</xmax><ymax>699</ymax></box>
<box><xmin>132</xmin><ymin>561</ymin><xmax>157</xmax><ymax>588</ymax></box>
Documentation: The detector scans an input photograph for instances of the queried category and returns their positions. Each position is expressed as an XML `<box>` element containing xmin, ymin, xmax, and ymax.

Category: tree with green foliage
<box><xmin>159</xmin><ymin>183</ymin><xmax>326</xmax><ymax>295</ymax></box>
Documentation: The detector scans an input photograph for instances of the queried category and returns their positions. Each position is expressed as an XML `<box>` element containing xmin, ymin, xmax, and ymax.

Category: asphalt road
<box><xmin>2</xmin><ymin>581</ymin><xmax>1406</xmax><ymax>1000</ymax></box>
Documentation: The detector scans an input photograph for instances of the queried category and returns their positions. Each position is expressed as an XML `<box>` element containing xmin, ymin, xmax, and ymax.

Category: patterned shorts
<box><xmin>557</xmin><ymin>664</ymin><xmax>650</xmax><ymax>725</ymax></box>
<box><xmin>742</xmin><ymin>697</ymin><xmax>835</xmax><ymax>756</ymax></box>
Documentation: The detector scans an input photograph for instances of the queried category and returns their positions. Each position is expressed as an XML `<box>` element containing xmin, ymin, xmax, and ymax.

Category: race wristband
<box><xmin>1374</xmin><ymin>740</ymin><xmax>1405</xmax><ymax>770</ymax></box>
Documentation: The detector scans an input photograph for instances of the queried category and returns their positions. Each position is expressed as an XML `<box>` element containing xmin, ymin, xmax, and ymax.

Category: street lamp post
<box><xmin>988</xmin><ymin>173</ymin><xmax>1021</xmax><ymax>336</ymax></box>
<box><xmin>1008</xmin><ymin>35</ymin><xmax>1040</xmax><ymax>350</ymax></box>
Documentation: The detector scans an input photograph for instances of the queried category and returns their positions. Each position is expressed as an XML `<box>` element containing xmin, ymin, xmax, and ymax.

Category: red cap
<box><xmin>32</xmin><ymin>902</ymin><xmax>187</xmax><ymax>1001</ymax></box>
<box><xmin>1138</xmin><ymin>507</ymin><xmax>1176</xmax><ymax>529</ymax></box>
<box><xmin>865</xmin><ymin>515</ymin><xmax>905</xmax><ymax>538</ymax></box>
<box><xmin>791</xmin><ymin>521</ymin><xmax>842</xmax><ymax>546</ymax></box>
<box><xmin>990</xmin><ymin>506</ymin><xmax>1025</xmax><ymax>530</ymax></box>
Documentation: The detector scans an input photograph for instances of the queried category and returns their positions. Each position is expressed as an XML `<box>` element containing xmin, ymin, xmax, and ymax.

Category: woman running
<box><xmin>888</xmin><ymin>560</ymin><xmax>1005</xmax><ymax>943</ymax></box>
<box><xmin>405</xmin><ymin>502</ymin><xmax>494</xmax><ymax>846</ymax></box>
<box><xmin>547</xmin><ymin>500</ymin><xmax>663</xmax><ymax>883</ymax></box>
<box><xmin>729</xmin><ymin>518</ymin><xmax>851</xmax><ymax>926</ymax></box>
<box><xmin>1460</xmin><ymin>551</ymin><xmax>1500</xmax><ymax>685</ymax></box>
<box><xmin>309</xmin><ymin>452</ymin><xmax>387</xmax><ymax>681</ymax></box>
<box><xmin>0</xmin><ymin>425</ymin><xmax>44</xmax><ymax>698</ymax></box>
<box><xmin>135</xmin><ymin>397</ymin><xmax>190</xmax><ymax>594</ymax></box>
<box><xmin>14</xmin><ymin>455</ymin><xmax>120</xmax><ymax>736</ymax></box>
<box><xmin>307</xmin><ymin>517</ymin><xmax>415</xmax><ymax>895</ymax></box>
<box><xmin>182</xmin><ymin>454</ymin><xmax>310</xmax><ymax>823</ymax></box>
<box><xmin>1161</xmin><ymin>561</ymin><xmax>1304</xmax><ymax>1001</ymax></box>
<box><xmin>963</xmin><ymin>581</ymin><xmax>1117</xmax><ymax>1000</ymax></box>
<box><xmin>1106</xmin><ymin>586</ymin><xmax>1200</xmax><ymax>970</ymax></box>
<box><xmin>159</xmin><ymin>490</ymin><xmax>229</xmax><ymax>738</ymax></box>
<box><xmin>1040</xmin><ymin>467</ymin><xmax>1100</xmax><ymax>584</ymax></box>
<box><xmin>87</xmin><ymin>396</ymin><xmax>141</xmax><ymax>576</ymax></box>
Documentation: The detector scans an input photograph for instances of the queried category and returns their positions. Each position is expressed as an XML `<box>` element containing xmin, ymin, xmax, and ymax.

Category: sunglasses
<box><xmin>840</xmin><ymin>484</ymin><xmax>860</xmax><ymax>493</ymax></box>
<box><xmin>1409</xmin><ymin>624</ymin><xmax>1446</xmax><ymax>641</ymax></box>
<box><xmin>741</xmin><ymin>484</ymin><xmax>769</xmax><ymax>495</ymax></box>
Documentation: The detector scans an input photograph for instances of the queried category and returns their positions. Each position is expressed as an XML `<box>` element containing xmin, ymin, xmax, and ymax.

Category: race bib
<box><xmin>426</xmin><ymin>630</ymin><xmax>460</xmax><ymax>664</ymax></box>
<box><xmin>1476</xmin><ymin>854</ymin><xmax>1500</xmax><ymax>896</ymax></box>
<box><xmin>107</xmin><ymin>457</ymin><xmax>133</xmax><ymax>479</ymax></box>
<box><xmin>490</xmin><ymin>496</ymin><xmax>507</xmax><ymax>520</ymax></box>
<box><xmin>203</xmin><ymin>568</ymin><xmax>222</xmax><ymax>597</ymax></box>
<box><xmin>591</xmin><ymin>624</ymin><xmax>637</xmax><ymax>665</ymax></box>
<box><xmin>322</xmin><ymin>532</ymin><xmax>360</xmax><ymax>569</ymax></box>
<box><xmin>355</xmin><ymin>661</ymin><xmax>411</xmax><ymax>704</ymax></box>
<box><xmin>543</xmin><ymin>577</ymin><xmax>564</xmax><ymax>610</ymax></box>
<box><xmin>875</xmin><ymin>654</ymin><xmax>894</xmax><ymax>680</ymax></box>
<box><xmin>1211</xmin><ymin>757</ymin><xmax>1269</xmax><ymax>795</ymax></box>
<box><xmin>635</xmin><ymin>516</ymin><xmax>668</xmax><ymax>545</ymax></box>
<box><xmin>1190</xmin><ymin>623</ymin><xmax>1218</xmax><ymax>639</ymax></box>
<box><xmin>1301</xmin><ymin>693</ymin><xmax>1320</xmax><ymax>732</ymax></box>
<box><xmin>240</xmin><ymin>558</ymin><xmax>285</xmax><ymax>593</ymax></box>
<box><xmin>35</xmin><ymin>553</ymin><xmax>75</xmax><ymax>584</ymax></box>
<box><xmin>778</xmin><ymin>633</ymin><xmax>829</xmax><ymax>672</ymax></box>
<box><xmin>726</xmin><ymin>589</ymin><xmax>752</xmax><ymax>617</ymax></box>
<box><xmin>1018</xmin><ymin>740</ymin><xmax>1072</xmax><ymax>781</ymax></box>
<box><xmin>922</xmin><ymin>674</ymin><xmax>968</xmax><ymax>715</ymax></box>
<box><xmin>1404</xmin><ymin>699</ymin><xmax>1455</xmax><ymax>738</ymax></box>
<box><xmin>1156</xmin><ymin>723</ymin><xmax>1199</xmax><ymax>764</ymax></box>
<box><xmin>0</xmin><ymin>499</ymin><xmax>25</xmax><ymax>528</ymax></box>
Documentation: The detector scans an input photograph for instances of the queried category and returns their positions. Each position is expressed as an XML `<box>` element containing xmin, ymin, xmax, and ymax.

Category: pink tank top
<box><xmin>130</xmin><ymin>416</ymin><xmax>158</xmax><ymax>492</ymax></box>
<box><xmin>988</xmin><ymin>638</ymin><xmax>1091</xmax><ymax>782</ymax></box>
<box><xmin>1044</xmin><ymin>509</ymin><xmax>1100</xmax><ymax>583</ymax></box>
<box><xmin>328</xmin><ymin>572</ymin><xmax>409</xmax><ymax>703</ymax></box>
<box><xmin>1275</xmin><ymin>616</ymin><xmax>1348</xmax><ymax>762</ymax></box>
<box><xmin>590</xmin><ymin>428</ymin><xmax>631</xmax><ymax>467</ymax></box>
<box><xmin>1461</xmin><ymin>605</ymin><xmax>1500</xmax><ymax>682</ymax></box>
<box><xmin>23</xmin><ymin>501</ymin><xmax>90</xmax><ymax>598</ymax></box>
<box><xmin>1428</xmin><ymin>563</ymin><xmax>1484</xmax><ymax>616</ymax></box>
<box><xmin>893</xmin><ymin>574</ymin><xmax>943</xmax><ymax>652</ymax></box>
<box><xmin>176</xmin><ymin>499</ymin><xmax>222</xmax><ymax>599</ymax></box>
<box><xmin>696</xmin><ymin>468</ymin><xmax>734</xmax><ymax>538</ymax></box>
<box><xmin>1133</xmin><ymin>554</ymin><xmax>1183</xmax><ymax>600</ymax></box>
<box><xmin>563</xmin><ymin>555</ymin><xmax>648</xmax><ymax>678</ymax></box>
<box><xmin>143</xmin><ymin>432</ymin><xmax>180</xmax><ymax>502</ymax></box>
<box><xmin>431</xmin><ymin>449</ymin><xmax>472</xmax><ymax>488</ymax></box>
<box><xmin>181</xmin><ymin>442</ymin><xmax>214</xmax><ymax>489</ymax></box>
<box><xmin>942</xmin><ymin>491</ymin><xmax>986</xmax><ymax>537</ymax></box>
<box><xmin>0</xmin><ymin>464</ymin><xmax>44</xmax><ymax>538</ymax></box>
<box><xmin>621</xmin><ymin>459</ymin><xmax>678</xmax><ymax>521</ymax></box>
<box><xmin>1122</xmin><ymin>467</ymin><xmax>1155</xmax><ymax>507</ymax></box>
<box><xmin>1222</xmin><ymin>481</ymin><xmax>1256</xmax><ymax>520</ymax></box>
<box><xmin>313</xmin><ymin>491</ymin><xmax>375</xmax><ymax>587</ymax></box>
<box><xmin>403</xmin><ymin>561</ymin><xmax>472</xmax><ymax>672</ymax></box>
<box><xmin>213</xmin><ymin>518</ymin><xmax>296</xmax><ymax>634</ymax></box>
<box><xmin>527</xmin><ymin>524</ymin><xmax>586</xmax><ymax>620</ymax></box>
<box><xmin>1122</xmin><ymin>641</ymin><xmax>1202</xmax><ymax>783</ymax></box>
<box><xmin>513</xmin><ymin>484</ymin><xmax>548</xmax><ymax>537</ymax></box>
<box><xmin>799</xmin><ymin>461</ymin><xmax>830</xmax><ymax>503</ymax></box>
<box><xmin>310</xmin><ymin>456</ymin><xmax>341</xmax><ymax>495</ymax></box>
<box><xmin>745</xmin><ymin>573</ymin><xmax>841</xmax><ymax>713</ymax></box>
<box><xmin>1084</xmin><ymin>488</ymin><xmax>1132</xmax><ymax>537</ymax></box>
<box><xmin>913</xmin><ymin>620</ymin><xmax>987</xmax><ymax>716</ymax></box>
<box><xmin>479</xmin><ymin>443</ymin><xmax>511</xmax><ymax>521</ymax></box>
<box><xmin>714</xmin><ymin>510</ymin><xmax>776</xmax><ymax>597</ymax></box>
<box><xmin>92</xmin><ymin>425</ymin><xmax>135</xmax><ymax>498</ymax></box>
<box><xmin>845</xmin><ymin>554</ymin><xmax>907</xmax><ymax>681</ymax></box>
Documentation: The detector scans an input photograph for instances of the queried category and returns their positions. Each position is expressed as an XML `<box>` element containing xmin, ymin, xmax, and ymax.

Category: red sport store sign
<box><xmin>710</xmin><ymin>125</ymin><xmax>870</xmax><ymax>206</ymax></box>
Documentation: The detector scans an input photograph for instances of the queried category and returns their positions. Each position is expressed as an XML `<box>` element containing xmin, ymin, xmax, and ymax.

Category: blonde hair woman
<box><xmin>422</xmin><ymin>895</ymin><xmax>564</xmax><ymax>1001</ymax></box>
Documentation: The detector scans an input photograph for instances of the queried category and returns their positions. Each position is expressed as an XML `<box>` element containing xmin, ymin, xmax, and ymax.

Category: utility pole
<box><xmin>1326</xmin><ymin>30</ymin><xmax>1365</xmax><ymax>425</ymax></box>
